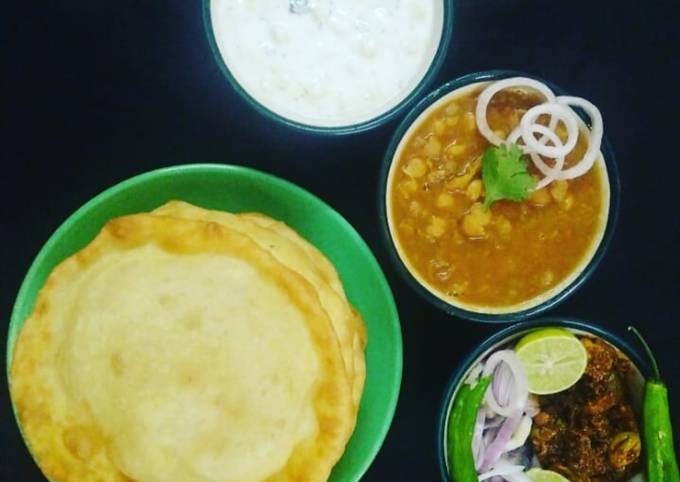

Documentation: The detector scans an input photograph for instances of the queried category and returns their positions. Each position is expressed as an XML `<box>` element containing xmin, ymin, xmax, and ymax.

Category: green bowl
<box><xmin>6</xmin><ymin>164</ymin><xmax>403</xmax><ymax>482</ymax></box>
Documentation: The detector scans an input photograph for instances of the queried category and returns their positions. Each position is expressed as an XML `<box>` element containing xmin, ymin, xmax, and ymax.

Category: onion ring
<box><xmin>520</xmin><ymin>103</ymin><xmax>578</xmax><ymax>158</ymax></box>
<box><xmin>475</xmin><ymin>77</ymin><xmax>557</xmax><ymax>147</ymax></box>
<box><xmin>475</xmin><ymin>79</ymin><xmax>604</xmax><ymax>189</ymax></box>
<box><xmin>554</xmin><ymin>95</ymin><xmax>603</xmax><ymax>179</ymax></box>
<box><xmin>524</xmin><ymin>125</ymin><xmax>566</xmax><ymax>190</ymax></box>
<box><xmin>482</xmin><ymin>350</ymin><xmax>529</xmax><ymax>417</ymax></box>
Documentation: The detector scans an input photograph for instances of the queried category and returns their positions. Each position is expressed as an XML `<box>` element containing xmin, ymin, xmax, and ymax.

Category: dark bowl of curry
<box><xmin>436</xmin><ymin>318</ymin><xmax>649</xmax><ymax>482</ymax></box>
<box><xmin>378</xmin><ymin>70</ymin><xmax>620</xmax><ymax>322</ymax></box>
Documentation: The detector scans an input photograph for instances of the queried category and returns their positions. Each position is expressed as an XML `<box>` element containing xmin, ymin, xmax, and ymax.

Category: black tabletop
<box><xmin>3</xmin><ymin>1</ymin><xmax>679</xmax><ymax>480</ymax></box>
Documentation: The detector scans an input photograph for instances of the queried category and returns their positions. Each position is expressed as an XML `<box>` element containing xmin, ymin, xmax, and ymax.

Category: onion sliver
<box><xmin>475</xmin><ymin>79</ymin><xmax>604</xmax><ymax>189</ymax></box>
<box><xmin>473</xmin><ymin>407</ymin><xmax>487</xmax><ymax>470</ymax></box>
<box><xmin>482</xmin><ymin>350</ymin><xmax>529</xmax><ymax>417</ymax></box>
<box><xmin>478</xmin><ymin>459</ymin><xmax>525</xmax><ymax>481</ymax></box>
<box><xmin>480</xmin><ymin>413</ymin><xmax>523</xmax><ymax>471</ymax></box>
<box><xmin>504</xmin><ymin>415</ymin><xmax>533</xmax><ymax>452</ymax></box>
<box><xmin>523</xmin><ymin>125</ymin><xmax>566</xmax><ymax>190</ymax></box>
<box><xmin>520</xmin><ymin>103</ymin><xmax>578</xmax><ymax>158</ymax></box>
<box><xmin>553</xmin><ymin>95</ymin><xmax>603</xmax><ymax>179</ymax></box>
<box><xmin>492</xmin><ymin>361</ymin><xmax>514</xmax><ymax>406</ymax></box>
<box><xmin>475</xmin><ymin>77</ymin><xmax>557</xmax><ymax>147</ymax></box>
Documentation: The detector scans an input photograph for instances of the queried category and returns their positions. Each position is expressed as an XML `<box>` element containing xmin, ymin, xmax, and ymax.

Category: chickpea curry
<box><xmin>388</xmin><ymin>85</ymin><xmax>608</xmax><ymax>310</ymax></box>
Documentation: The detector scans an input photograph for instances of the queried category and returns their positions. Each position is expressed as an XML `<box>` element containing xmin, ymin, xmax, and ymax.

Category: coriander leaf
<box><xmin>481</xmin><ymin>143</ymin><xmax>537</xmax><ymax>209</ymax></box>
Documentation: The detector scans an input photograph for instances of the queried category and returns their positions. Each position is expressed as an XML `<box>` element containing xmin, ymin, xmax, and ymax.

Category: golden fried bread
<box><xmin>241</xmin><ymin>211</ymin><xmax>367</xmax><ymax>407</ymax></box>
<box><xmin>10</xmin><ymin>213</ymin><xmax>354</xmax><ymax>482</ymax></box>
<box><xmin>152</xmin><ymin>201</ymin><xmax>366</xmax><ymax>409</ymax></box>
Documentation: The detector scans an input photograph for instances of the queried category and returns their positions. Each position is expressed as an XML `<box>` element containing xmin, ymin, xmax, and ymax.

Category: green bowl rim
<box><xmin>201</xmin><ymin>0</ymin><xmax>455</xmax><ymax>135</ymax></box>
<box><xmin>377</xmin><ymin>69</ymin><xmax>622</xmax><ymax>323</ymax></box>
<box><xmin>6</xmin><ymin>163</ymin><xmax>403</xmax><ymax>482</ymax></box>
<box><xmin>434</xmin><ymin>317</ymin><xmax>650</xmax><ymax>481</ymax></box>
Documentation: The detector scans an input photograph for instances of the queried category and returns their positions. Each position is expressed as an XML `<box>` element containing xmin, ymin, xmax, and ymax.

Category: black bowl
<box><xmin>435</xmin><ymin>317</ymin><xmax>648</xmax><ymax>481</ymax></box>
<box><xmin>378</xmin><ymin>70</ymin><xmax>621</xmax><ymax>323</ymax></box>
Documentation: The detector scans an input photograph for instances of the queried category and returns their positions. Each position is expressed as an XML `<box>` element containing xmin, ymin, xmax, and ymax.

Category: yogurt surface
<box><xmin>210</xmin><ymin>0</ymin><xmax>444</xmax><ymax>127</ymax></box>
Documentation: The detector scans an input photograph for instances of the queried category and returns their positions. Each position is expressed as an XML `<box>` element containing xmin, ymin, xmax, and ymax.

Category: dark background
<box><xmin>2</xmin><ymin>0</ymin><xmax>679</xmax><ymax>480</ymax></box>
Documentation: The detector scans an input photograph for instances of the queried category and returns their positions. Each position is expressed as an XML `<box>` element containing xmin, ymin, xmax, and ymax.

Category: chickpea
<box><xmin>443</xmin><ymin>160</ymin><xmax>458</xmax><ymax>174</ymax></box>
<box><xmin>445</xmin><ymin>103</ymin><xmax>459</xmax><ymax>117</ymax></box>
<box><xmin>433</xmin><ymin>119</ymin><xmax>446</xmax><ymax>136</ymax></box>
<box><xmin>427</xmin><ymin>169</ymin><xmax>447</xmax><ymax>184</ymax></box>
<box><xmin>423</xmin><ymin>136</ymin><xmax>442</xmax><ymax>158</ymax></box>
<box><xmin>462</xmin><ymin>215</ymin><xmax>484</xmax><ymax>238</ymax></box>
<box><xmin>550</xmin><ymin>180</ymin><xmax>569</xmax><ymax>202</ymax></box>
<box><xmin>529</xmin><ymin>188</ymin><xmax>551</xmax><ymax>206</ymax></box>
<box><xmin>402</xmin><ymin>157</ymin><xmax>427</xmax><ymax>178</ymax></box>
<box><xmin>436</xmin><ymin>192</ymin><xmax>455</xmax><ymax>209</ymax></box>
<box><xmin>609</xmin><ymin>432</ymin><xmax>641</xmax><ymax>470</ymax></box>
<box><xmin>398</xmin><ymin>179</ymin><xmax>418</xmax><ymax>197</ymax></box>
<box><xmin>466</xmin><ymin>179</ymin><xmax>483</xmax><ymax>201</ymax></box>
<box><xmin>445</xmin><ymin>143</ymin><xmax>466</xmax><ymax>158</ymax></box>
<box><xmin>471</xmin><ymin>202</ymin><xmax>491</xmax><ymax>222</ymax></box>
<box><xmin>494</xmin><ymin>215</ymin><xmax>512</xmax><ymax>239</ymax></box>
<box><xmin>446</xmin><ymin>156</ymin><xmax>482</xmax><ymax>191</ymax></box>
<box><xmin>407</xmin><ymin>200</ymin><xmax>422</xmax><ymax>217</ymax></box>
<box><xmin>425</xmin><ymin>216</ymin><xmax>447</xmax><ymax>238</ymax></box>
<box><xmin>561</xmin><ymin>194</ymin><xmax>574</xmax><ymax>210</ymax></box>
<box><xmin>461</xmin><ymin>202</ymin><xmax>491</xmax><ymax>238</ymax></box>
<box><xmin>412</xmin><ymin>136</ymin><xmax>426</xmax><ymax>149</ymax></box>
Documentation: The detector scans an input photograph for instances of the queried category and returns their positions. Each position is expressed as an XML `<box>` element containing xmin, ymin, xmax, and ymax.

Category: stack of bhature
<box><xmin>10</xmin><ymin>201</ymin><xmax>367</xmax><ymax>482</ymax></box>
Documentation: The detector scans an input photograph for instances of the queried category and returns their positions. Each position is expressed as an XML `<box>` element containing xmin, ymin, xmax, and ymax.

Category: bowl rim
<box><xmin>201</xmin><ymin>0</ymin><xmax>455</xmax><ymax>135</ymax></box>
<box><xmin>377</xmin><ymin>69</ymin><xmax>622</xmax><ymax>323</ymax></box>
<box><xmin>434</xmin><ymin>317</ymin><xmax>650</xmax><ymax>482</ymax></box>
<box><xmin>6</xmin><ymin>163</ymin><xmax>403</xmax><ymax>482</ymax></box>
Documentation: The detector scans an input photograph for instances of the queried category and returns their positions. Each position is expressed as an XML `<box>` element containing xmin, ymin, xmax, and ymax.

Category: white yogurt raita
<box><xmin>210</xmin><ymin>0</ymin><xmax>444</xmax><ymax>127</ymax></box>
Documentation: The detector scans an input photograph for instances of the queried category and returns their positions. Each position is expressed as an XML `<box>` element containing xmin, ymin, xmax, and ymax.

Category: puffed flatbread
<box><xmin>153</xmin><ymin>201</ymin><xmax>366</xmax><ymax>408</ymax></box>
<box><xmin>10</xmin><ymin>213</ymin><xmax>354</xmax><ymax>482</ymax></box>
<box><xmin>239</xmin><ymin>212</ymin><xmax>367</xmax><ymax>406</ymax></box>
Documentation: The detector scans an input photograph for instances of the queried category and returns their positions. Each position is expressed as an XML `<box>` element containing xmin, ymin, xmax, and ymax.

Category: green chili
<box><xmin>629</xmin><ymin>326</ymin><xmax>680</xmax><ymax>482</ymax></box>
<box><xmin>447</xmin><ymin>375</ymin><xmax>492</xmax><ymax>482</ymax></box>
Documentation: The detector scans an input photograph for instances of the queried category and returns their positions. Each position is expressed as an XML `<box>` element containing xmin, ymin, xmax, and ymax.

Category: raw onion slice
<box><xmin>480</xmin><ymin>413</ymin><xmax>523</xmax><ymax>471</ymax></box>
<box><xmin>475</xmin><ymin>78</ymin><xmax>604</xmax><ymax>189</ymax></box>
<box><xmin>504</xmin><ymin>415</ymin><xmax>533</xmax><ymax>452</ymax></box>
<box><xmin>509</xmin><ymin>124</ymin><xmax>566</xmax><ymax>189</ymax></box>
<box><xmin>482</xmin><ymin>350</ymin><xmax>529</xmax><ymax>417</ymax></box>
<box><xmin>492</xmin><ymin>361</ymin><xmax>514</xmax><ymax>406</ymax></box>
<box><xmin>472</xmin><ymin>407</ymin><xmax>487</xmax><ymax>469</ymax></box>
<box><xmin>522</xmin><ymin>125</ymin><xmax>566</xmax><ymax>190</ymax></box>
<box><xmin>478</xmin><ymin>459</ymin><xmax>525</xmax><ymax>481</ymax></box>
<box><xmin>553</xmin><ymin>95</ymin><xmax>604</xmax><ymax>179</ymax></box>
<box><xmin>520</xmin><ymin>103</ymin><xmax>578</xmax><ymax>158</ymax></box>
<box><xmin>475</xmin><ymin>77</ymin><xmax>557</xmax><ymax>147</ymax></box>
